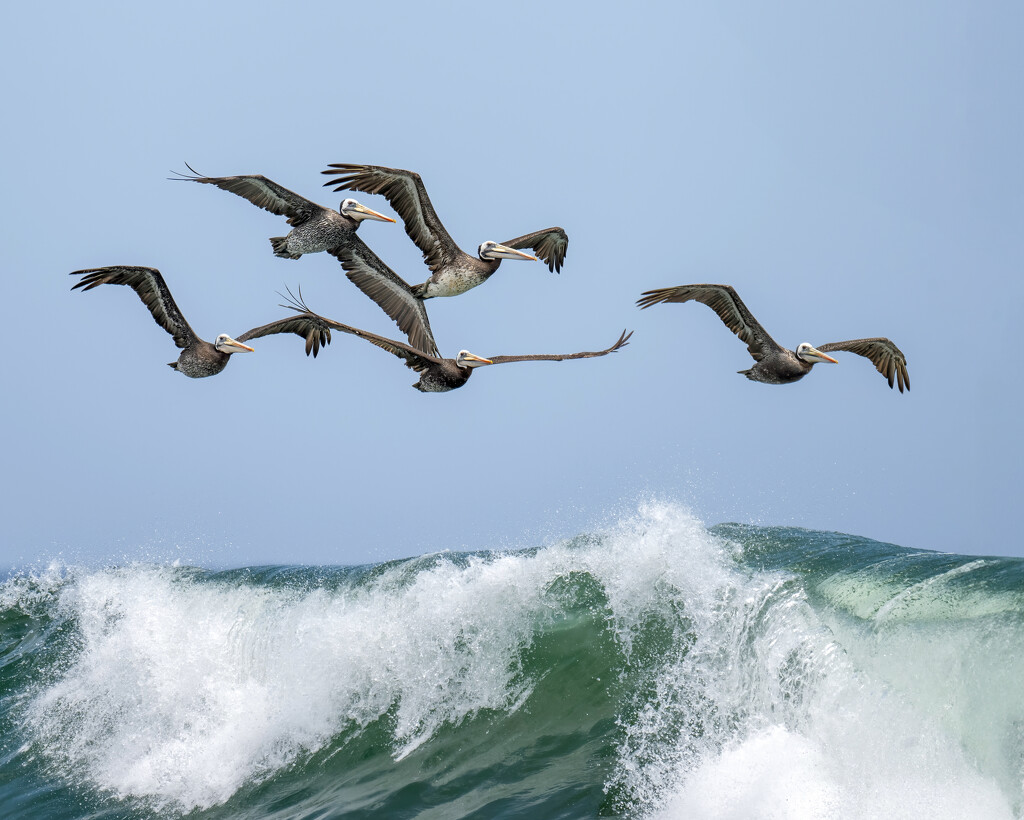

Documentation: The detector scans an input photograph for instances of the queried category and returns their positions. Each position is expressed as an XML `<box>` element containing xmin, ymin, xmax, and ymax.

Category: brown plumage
<box><xmin>321</xmin><ymin>163</ymin><xmax>568</xmax><ymax>298</ymax></box>
<box><xmin>638</xmin><ymin>284</ymin><xmax>909</xmax><ymax>391</ymax></box>
<box><xmin>283</xmin><ymin>292</ymin><xmax>628</xmax><ymax>393</ymax></box>
<box><xmin>172</xmin><ymin>164</ymin><xmax>394</xmax><ymax>259</ymax></box>
<box><xmin>71</xmin><ymin>266</ymin><xmax>332</xmax><ymax>378</ymax></box>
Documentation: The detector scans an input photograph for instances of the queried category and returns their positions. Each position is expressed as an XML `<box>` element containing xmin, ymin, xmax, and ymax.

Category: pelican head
<box><xmin>214</xmin><ymin>334</ymin><xmax>255</xmax><ymax>354</ymax></box>
<box><xmin>477</xmin><ymin>241</ymin><xmax>537</xmax><ymax>262</ymax></box>
<box><xmin>340</xmin><ymin>198</ymin><xmax>396</xmax><ymax>224</ymax></box>
<box><xmin>455</xmin><ymin>350</ymin><xmax>493</xmax><ymax>369</ymax></box>
<box><xmin>795</xmin><ymin>343</ymin><xmax>838</xmax><ymax>364</ymax></box>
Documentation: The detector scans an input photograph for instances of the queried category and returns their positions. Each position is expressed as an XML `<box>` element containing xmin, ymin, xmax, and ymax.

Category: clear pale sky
<box><xmin>2</xmin><ymin>1</ymin><xmax>1021</xmax><ymax>567</ymax></box>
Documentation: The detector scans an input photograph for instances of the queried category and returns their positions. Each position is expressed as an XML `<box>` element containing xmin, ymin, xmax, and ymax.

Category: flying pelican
<box><xmin>172</xmin><ymin>164</ymin><xmax>395</xmax><ymax>259</ymax></box>
<box><xmin>637</xmin><ymin>284</ymin><xmax>909</xmax><ymax>391</ymax></box>
<box><xmin>71</xmin><ymin>266</ymin><xmax>333</xmax><ymax>378</ymax></box>
<box><xmin>321</xmin><ymin>163</ymin><xmax>568</xmax><ymax>297</ymax></box>
<box><xmin>283</xmin><ymin>292</ymin><xmax>628</xmax><ymax>393</ymax></box>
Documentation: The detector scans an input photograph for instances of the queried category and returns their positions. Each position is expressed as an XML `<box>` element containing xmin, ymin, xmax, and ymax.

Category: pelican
<box><xmin>321</xmin><ymin>163</ymin><xmax>568</xmax><ymax>297</ymax></box>
<box><xmin>172</xmin><ymin>164</ymin><xmax>395</xmax><ymax>259</ymax></box>
<box><xmin>284</xmin><ymin>292</ymin><xmax>628</xmax><ymax>393</ymax></box>
<box><xmin>637</xmin><ymin>284</ymin><xmax>909</xmax><ymax>391</ymax></box>
<box><xmin>71</xmin><ymin>266</ymin><xmax>333</xmax><ymax>378</ymax></box>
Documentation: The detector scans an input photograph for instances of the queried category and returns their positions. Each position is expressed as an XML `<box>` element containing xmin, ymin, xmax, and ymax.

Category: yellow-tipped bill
<box><xmin>349</xmin><ymin>202</ymin><xmax>396</xmax><ymax>223</ymax></box>
<box><xmin>480</xmin><ymin>241</ymin><xmax>538</xmax><ymax>262</ymax></box>
<box><xmin>806</xmin><ymin>345</ymin><xmax>838</xmax><ymax>364</ymax></box>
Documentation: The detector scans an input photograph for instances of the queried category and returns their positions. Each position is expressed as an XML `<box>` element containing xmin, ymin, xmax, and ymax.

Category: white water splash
<box><xmin>11</xmin><ymin>502</ymin><xmax>1022</xmax><ymax>817</ymax></box>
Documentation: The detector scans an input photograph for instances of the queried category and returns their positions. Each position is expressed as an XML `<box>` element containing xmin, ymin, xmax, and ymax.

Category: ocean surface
<box><xmin>1</xmin><ymin>503</ymin><xmax>1022</xmax><ymax>819</ymax></box>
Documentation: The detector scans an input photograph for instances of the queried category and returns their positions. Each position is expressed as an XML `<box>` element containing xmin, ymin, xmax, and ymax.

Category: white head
<box><xmin>455</xmin><ymin>350</ymin><xmax>493</xmax><ymax>369</ymax></box>
<box><xmin>795</xmin><ymin>342</ymin><xmax>838</xmax><ymax>364</ymax></box>
<box><xmin>214</xmin><ymin>334</ymin><xmax>255</xmax><ymax>354</ymax></box>
<box><xmin>477</xmin><ymin>241</ymin><xmax>538</xmax><ymax>262</ymax></box>
<box><xmin>340</xmin><ymin>198</ymin><xmax>396</xmax><ymax>224</ymax></box>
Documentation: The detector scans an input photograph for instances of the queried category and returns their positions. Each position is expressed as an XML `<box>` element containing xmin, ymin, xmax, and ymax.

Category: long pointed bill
<box><xmin>489</xmin><ymin>243</ymin><xmax>537</xmax><ymax>261</ymax></box>
<box><xmin>805</xmin><ymin>346</ymin><xmax>838</xmax><ymax>364</ymax></box>
<box><xmin>462</xmin><ymin>353</ymin><xmax>493</xmax><ymax>366</ymax></box>
<box><xmin>223</xmin><ymin>339</ymin><xmax>255</xmax><ymax>353</ymax></box>
<box><xmin>348</xmin><ymin>203</ymin><xmax>396</xmax><ymax>223</ymax></box>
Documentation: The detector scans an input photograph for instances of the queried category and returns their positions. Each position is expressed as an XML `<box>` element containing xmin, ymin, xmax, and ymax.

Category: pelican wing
<box><xmin>279</xmin><ymin>290</ymin><xmax>442</xmax><ymax>375</ymax></box>
<box><xmin>236</xmin><ymin>313</ymin><xmax>333</xmax><ymax>358</ymax></box>
<box><xmin>71</xmin><ymin>265</ymin><xmax>198</xmax><ymax>349</ymax></box>
<box><xmin>322</xmin><ymin>164</ymin><xmax>459</xmax><ymax>274</ymax></box>
<box><xmin>326</xmin><ymin>319</ymin><xmax>442</xmax><ymax>374</ymax></box>
<box><xmin>500</xmin><ymin>227</ymin><xmax>568</xmax><ymax>273</ymax></box>
<box><xmin>487</xmin><ymin>330</ymin><xmax>632</xmax><ymax>365</ymax></box>
<box><xmin>636</xmin><ymin>284</ymin><xmax>782</xmax><ymax>362</ymax></box>
<box><xmin>327</xmin><ymin>236</ymin><xmax>439</xmax><ymax>356</ymax></box>
<box><xmin>174</xmin><ymin>164</ymin><xmax>323</xmax><ymax>226</ymax></box>
<box><xmin>817</xmin><ymin>338</ymin><xmax>910</xmax><ymax>392</ymax></box>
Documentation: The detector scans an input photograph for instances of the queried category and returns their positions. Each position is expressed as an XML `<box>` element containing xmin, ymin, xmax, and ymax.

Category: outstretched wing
<box><xmin>279</xmin><ymin>290</ymin><xmax>441</xmax><ymax>374</ymax></box>
<box><xmin>322</xmin><ymin>163</ymin><xmax>460</xmax><ymax>275</ymax></box>
<box><xmin>236</xmin><ymin>312</ymin><xmax>333</xmax><ymax>358</ymax></box>
<box><xmin>817</xmin><ymin>338</ymin><xmax>910</xmax><ymax>392</ymax></box>
<box><xmin>173</xmin><ymin>163</ymin><xmax>324</xmax><ymax>226</ymax></box>
<box><xmin>500</xmin><ymin>227</ymin><xmax>568</xmax><ymax>273</ymax></box>
<box><xmin>327</xmin><ymin>235</ymin><xmax>439</xmax><ymax>356</ymax></box>
<box><xmin>637</xmin><ymin>284</ymin><xmax>782</xmax><ymax>362</ymax></box>
<box><xmin>70</xmin><ymin>265</ymin><xmax>198</xmax><ymax>349</ymax></box>
<box><xmin>487</xmin><ymin>330</ymin><xmax>633</xmax><ymax>365</ymax></box>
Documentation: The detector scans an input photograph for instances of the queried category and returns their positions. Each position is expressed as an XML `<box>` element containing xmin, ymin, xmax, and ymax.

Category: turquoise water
<box><xmin>2</xmin><ymin>503</ymin><xmax>1022</xmax><ymax>818</ymax></box>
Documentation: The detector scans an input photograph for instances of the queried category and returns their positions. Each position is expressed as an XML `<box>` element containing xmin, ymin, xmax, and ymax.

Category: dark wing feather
<box><xmin>500</xmin><ymin>227</ymin><xmax>568</xmax><ymax>272</ymax></box>
<box><xmin>321</xmin><ymin>164</ymin><xmax>459</xmax><ymax>274</ymax></box>
<box><xmin>637</xmin><ymin>284</ymin><xmax>782</xmax><ymax>362</ymax></box>
<box><xmin>236</xmin><ymin>313</ymin><xmax>333</xmax><ymax>358</ymax></box>
<box><xmin>278</xmin><ymin>289</ymin><xmax>442</xmax><ymax>375</ymax></box>
<box><xmin>327</xmin><ymin>236</ymin><xmax>439</xmax><ymax>356</ymax></box>
<box><xmin>70</xmin><ymin>266</ymin><xmax>198</xmax><ymax>349</ymax></box>
<box><xmin>487</xmin><ymin>330</ymin><xmax>633</xmax><ymax>365</ymax></box>
<box><xmin>817</xmin><ymin>338</ymin><xmax>910</xmax><ymax>392</ymax></box>
<box><xmin>324</xmin><ymin>320</ymin><xmax>442</xmax><ymax>374</ymax></box>
<box><xmin>173</xmin><ymin>164</ymin><xmax>323</xmax><ymax>226</ymax></box>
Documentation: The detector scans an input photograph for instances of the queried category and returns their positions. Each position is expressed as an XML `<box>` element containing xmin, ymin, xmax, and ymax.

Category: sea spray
<box><xmin>1</xmin><ymin>503</ymin><xmax>1021</xmax><ymax>819</ymax></box>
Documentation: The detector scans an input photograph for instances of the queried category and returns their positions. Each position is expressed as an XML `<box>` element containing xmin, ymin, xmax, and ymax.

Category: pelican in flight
<box><xmin>284</xmin><ymin>293</ymin><xmax>628</xmax><ymax>393</ymax></box>
<box><xmin>172</xmin><ymin>164</ymin><xmax>395</xmax><ymax>259</ymax></box>
<box><xmin>71</xmin><ymin>266</ymin><xmax>333</xmax><ymax>378</ymax></box>
<box><xmin>637</xmin><ymin>284</ymin><xmax>909</xmax><ymax>391</ymax></box>
<box><xmin>321</xmin><ymin>163</ymin><xmax>568</xmax><ymax>298</ymax></box>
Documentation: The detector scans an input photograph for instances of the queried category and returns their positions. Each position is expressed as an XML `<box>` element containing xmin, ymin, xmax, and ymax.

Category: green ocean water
<box><xmin>2</xmin><ymin>503</ymin><xmax>1022</xmax><ymax>819</ymax></box>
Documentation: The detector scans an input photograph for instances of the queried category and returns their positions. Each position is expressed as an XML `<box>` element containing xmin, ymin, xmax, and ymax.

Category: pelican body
<box><xmin>412</xmin><ymin>239</ymin><xmax>542</xmax><ymax>299</ymax></box>
<box><xmin>321</xmin><ymin>164</ymin><xmax>568</xmax><ymax>298</ymax></box>
<box><xmin>165</xmin><ymin>334</ymin><xmax>251</xmax><ymax>378</ymax></box>
<box><xmin>637</xmin><ymin>284</ymin><xmax>910</xmax><ymax>392</ymax></box>
<box><xmin>173</xmin><ymin>165</ymin><xmax>394</xmax><ymax>259</ymax></box>
<box><xmin>736</xmin><ymin>344</ymin><xmax>835</xmax><ymax>386</ymax></box>
<box><xmin>71</xmin><ymin>266</ymin><xmax>332</xmax><ymax>378</ymax></box>
<box><xmin>409</xmin><ymin>351</ymin><xmax>493</xmax><ymax>393</ymax></box>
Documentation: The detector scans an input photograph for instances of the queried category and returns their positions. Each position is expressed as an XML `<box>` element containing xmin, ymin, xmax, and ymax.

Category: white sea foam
<box><xmin>14</xmin><ymin>502</ymin><xmax>1022</xmax><ymax>816</ymax></box>
<box><xmin>610</xmin><ymin>510</ymin><xmax>1020</xmax><ymax>820</ymax></box>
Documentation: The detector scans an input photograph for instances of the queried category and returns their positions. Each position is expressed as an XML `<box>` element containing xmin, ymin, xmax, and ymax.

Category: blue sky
<box><xmin>2</xmin><ymin>1</ymin><xmax>1021</xmax><ymax>566</ymax></box>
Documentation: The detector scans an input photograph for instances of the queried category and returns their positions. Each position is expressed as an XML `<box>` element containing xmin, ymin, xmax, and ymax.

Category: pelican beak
<box><xmin>223</xmin><ymin>339</ymin><xmax>255</xmax><ymax>353</ymax></box>
<box><xmin>348</xmin><ymin>203</ymin><xmax>396</xmax><ymax>223</ymax></box>
<box><xmin>463</xmin><ymin>353</ymin><xmax>493</xmax><ymax>366</ymax></box>
<box><xmin>488</xmin><ymin>243</ymin><xmax>537</xmax><ymax>262</ymax></box>
<box><xmin>805</xmin><ymin>346</ymin><xmax>838</xmax><ymax>364</ymax></box>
